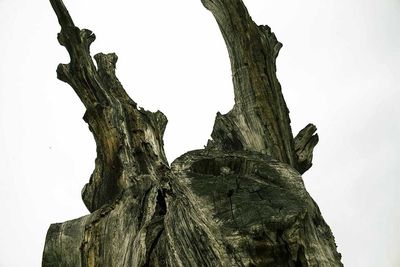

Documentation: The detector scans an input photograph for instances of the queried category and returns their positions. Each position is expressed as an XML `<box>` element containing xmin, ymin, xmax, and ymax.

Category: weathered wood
<box><xmin>294</xmin><ymin>124</ymin><xmax>319</xmax><ymax>174</ymax></box>
<box><xmin>202</xmin><ymin>1</ymin><xmax>294</xmax><ymax>165</ymax></box>
<box><xmin>48</xmin><ymin>0</ymin><xmax>169</xmax><ymax>213</ymax></box>
<box><xmin>202</xmin><ymin>0</ymin><xmax>318</xmax><ymax>175</ymax></box>
<box><xmin>42</xmin><ymin>0</ymin><xmax>342</xmax><ymax>266</ymax></box>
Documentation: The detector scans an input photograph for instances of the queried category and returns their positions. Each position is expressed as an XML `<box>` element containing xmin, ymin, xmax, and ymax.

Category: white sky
<box><xmin>0</xmin><ymin>0</ymin><xmax>399</xmax><ymax>266</ymax></box>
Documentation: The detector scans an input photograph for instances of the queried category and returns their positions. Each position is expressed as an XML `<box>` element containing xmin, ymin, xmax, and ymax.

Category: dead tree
<box><xmin>42</xmin><ymin>0</ymin><xmax>343</xmax><ymax>266</ymax></box>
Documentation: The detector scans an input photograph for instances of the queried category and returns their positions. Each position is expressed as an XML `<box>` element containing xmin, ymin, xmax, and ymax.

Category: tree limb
<box><xmin>50</xmin><ymin>0</ymin><xmax>169</xmax><ymax>212</ymax></box>
<box><xmin>203</xmin><ymin>0</ymin><xmax>296</xmax><ymax>167</ymax></box>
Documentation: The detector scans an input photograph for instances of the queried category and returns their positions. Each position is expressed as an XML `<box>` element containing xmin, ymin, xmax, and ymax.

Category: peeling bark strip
<box><xmin>43</xmin><ymin>0</ymin><xmax>342</xmax><ymax>266</ymax></box>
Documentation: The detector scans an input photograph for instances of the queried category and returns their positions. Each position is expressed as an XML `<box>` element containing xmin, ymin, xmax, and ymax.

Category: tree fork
<box><xmin>42</xmin><ymin>0</ymin><xmax>342</xmax><ymax>266</ymax></box>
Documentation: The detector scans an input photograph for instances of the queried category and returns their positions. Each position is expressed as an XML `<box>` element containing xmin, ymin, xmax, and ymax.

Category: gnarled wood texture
<box><xmin>42</xmin><ymin>0</ymin><xmax>342</xmax><ymax>266</ymax></box>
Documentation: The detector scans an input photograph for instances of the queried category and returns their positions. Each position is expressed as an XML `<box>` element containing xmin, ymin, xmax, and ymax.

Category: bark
<box><xmin>42</xmin><ymin>0</ymin><xmax>341</xmax><ymax>266</ymax></box>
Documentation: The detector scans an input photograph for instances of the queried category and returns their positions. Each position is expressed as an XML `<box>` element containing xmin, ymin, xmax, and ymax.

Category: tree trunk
<box><xmin>42</xmin><ymin>0</ymin><xmax>342</xmax><ymax>266</ymax></box>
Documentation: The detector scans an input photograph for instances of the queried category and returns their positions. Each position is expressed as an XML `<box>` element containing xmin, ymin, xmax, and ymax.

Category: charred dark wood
<box><xmin>42</xmin><ymin>0</ymin><xmax>342</xmax><ymax>266</ymax></box>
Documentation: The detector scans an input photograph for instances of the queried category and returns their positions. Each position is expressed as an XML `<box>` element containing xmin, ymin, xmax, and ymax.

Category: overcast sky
<box><xmin>1</xmin><ymin>0</ymin><xmax>399</xmax><ymax>266</ymax></box>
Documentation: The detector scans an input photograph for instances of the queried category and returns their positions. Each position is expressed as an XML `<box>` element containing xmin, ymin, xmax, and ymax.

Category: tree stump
<box><xmin>42</xmin><ymin>0</ymin><xmax>343</xmax><ymax>266</ymax></box>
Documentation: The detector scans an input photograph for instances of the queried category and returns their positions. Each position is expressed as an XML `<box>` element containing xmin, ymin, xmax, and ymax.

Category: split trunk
<box><xmin>42</xmin><ymin>0</ymin><xmax>343</xmax><ymax>266</ymax></box>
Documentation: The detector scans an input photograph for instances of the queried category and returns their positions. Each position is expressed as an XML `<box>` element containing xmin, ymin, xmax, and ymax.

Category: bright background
<box><xmin>1</xmin><ymin>0</ymin><xmax>399</xmax><ymax>266</ymax></box>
